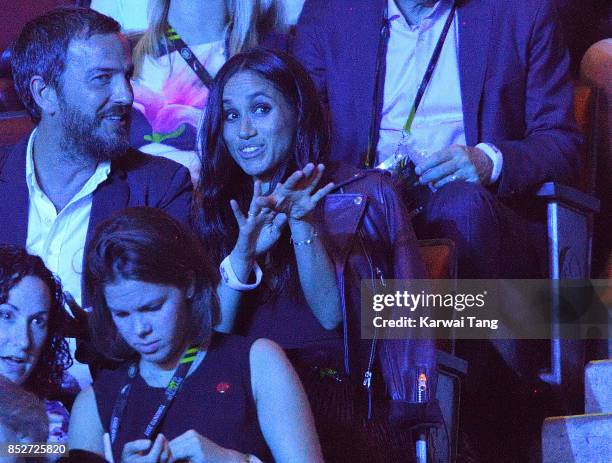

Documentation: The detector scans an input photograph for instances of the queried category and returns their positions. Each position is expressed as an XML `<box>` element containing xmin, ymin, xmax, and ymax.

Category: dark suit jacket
<box><xmin>0</xmin><ymin>136</ymin><xmax>193</xmax><ymax>305</ymax></box>
<box><xmin>293</xmin><ymin>0</ymin><xmax>582</xmax><ymax>199</ymax></box>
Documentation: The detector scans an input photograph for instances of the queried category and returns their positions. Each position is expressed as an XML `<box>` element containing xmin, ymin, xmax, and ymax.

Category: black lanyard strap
<box><xmin>403</xmin><ymin>2</ymin><xmax>457</xmax><ymax>133</ymax></box>
<box><xmin>365</xmin><ymin>1</ymin><xmax>457</xmax><ymax>167</ymax></box>
<box><xmin>109</xmin><ymin>346</ymin><xmax>200</xmax><ymax>446</ymax></box>
<box><xmin>166</xmin><ymin>26</ymin><xmax>215</xmax><ymax>88</ymax></box>
<box><xmin>365</xmin><ymin>5</ymin><xmax>394</xmax><ymax>168</ymax></box>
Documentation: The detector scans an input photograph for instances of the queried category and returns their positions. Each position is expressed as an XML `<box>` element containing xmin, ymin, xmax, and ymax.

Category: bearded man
<box><xmin>0</xmin><ymin>7</ymin><xmax>192</xmax><ymax>389</ymax></box>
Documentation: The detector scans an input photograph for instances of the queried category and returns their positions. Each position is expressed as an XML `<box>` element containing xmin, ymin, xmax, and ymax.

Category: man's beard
<box><xmin>59</xmin><ymin>101</ymin><xmax>132</xmax><ymax>163</ymax></box>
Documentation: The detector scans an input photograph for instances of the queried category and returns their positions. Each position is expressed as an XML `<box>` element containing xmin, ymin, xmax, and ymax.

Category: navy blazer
<box><xmin>294</xmin><ymin>0</ymin><xmax>582</xmax><ymax>199</ymax></box>
<box><xmin>0</xmin><ymin>136</ymin><xmax>193</xmax><ymax>305</ymax></box>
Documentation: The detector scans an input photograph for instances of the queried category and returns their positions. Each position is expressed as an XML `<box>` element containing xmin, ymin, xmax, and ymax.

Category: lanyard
<box><xmin>109</xmin><ymin>345</ymin><xmax>201</xmax><ymax>446</ymax></box>
<box><xmin>365</xmin><ymin>1</ymin><xmax>457</xmax><ymax>167</ymax></box>
<box><xmin>166</xmin><ymin>26</ymin><xmax>215</xmax><ymax>88</ymax></box>
<box><xmin>365</xmin><ymin>5</ymin><xmax>394</xmax><ymax>168</ymax></box>
<box><xmin>403</xmin><ymin>2</ymin><xmax>457</xmax><ymax>134</ymax></box>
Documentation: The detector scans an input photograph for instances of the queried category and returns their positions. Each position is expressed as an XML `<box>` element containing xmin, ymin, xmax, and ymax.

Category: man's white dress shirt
<box><xmin>377</xmin><ymin>0</ymin><xmax>502</xmax><ymax>182</ymax></box>
<box><xmin>25</xmin><ymin>129</ymin><xmax>110</xmax><ymax>389</ymax></box>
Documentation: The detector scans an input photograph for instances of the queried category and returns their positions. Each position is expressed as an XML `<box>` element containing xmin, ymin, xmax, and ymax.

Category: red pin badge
<box><xmin>216</xmin><ymin>382</ymin><xmax>231</xmax><ymax>394</ymax></box>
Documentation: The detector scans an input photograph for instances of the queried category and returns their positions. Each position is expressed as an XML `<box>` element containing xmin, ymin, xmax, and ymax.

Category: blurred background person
<box><xmin>90</xmin><ymin>0</ymin><xmax>305</xmax><ymax>32</ymax></box>
<box><xmin>90</xmin><ymin>0</ymin><xmax>149</xmax><ymax>33</ymax></box>
<box><xmin>0</xmin><ymin>376</ymin><xmax>48</xmax><ymax>463</ymax></box>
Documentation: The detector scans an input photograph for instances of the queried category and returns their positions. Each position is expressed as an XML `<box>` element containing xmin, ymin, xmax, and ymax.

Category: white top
<box><xmin>285</xmin><ymin>0</ymin><xmax>306</xmax><ymax>24</ymax></box>
<box><xmin>25</xmin><ymin>129</ymin><xmax>110</xmax><ymax>389</ymax></box>
<box><xmin>377</xmin><ymin>0</ymin><xmax>502</xmax><ymax>182</ymax></box>
<box><xmin>90</xmin><ymin>0</ymin><xmax>150</xmax><ymax>32</ymax></box>
<box><xmin>91</xmin><ymin>0</ymin><xmax>307</xmax><ymax>29</ymax></box>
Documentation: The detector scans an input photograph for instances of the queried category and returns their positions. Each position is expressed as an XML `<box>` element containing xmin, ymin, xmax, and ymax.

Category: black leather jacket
<box><xmin>322</xmin><ymin>165</ymin><xmax>436</xmax><ymax>412</ymax></box>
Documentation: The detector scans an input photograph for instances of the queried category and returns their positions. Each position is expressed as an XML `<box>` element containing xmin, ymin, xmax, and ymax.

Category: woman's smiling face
<box><xmin>222</xmin><ymin>70</ymin><xmax>297</xmax><ymax>182</ymax></box>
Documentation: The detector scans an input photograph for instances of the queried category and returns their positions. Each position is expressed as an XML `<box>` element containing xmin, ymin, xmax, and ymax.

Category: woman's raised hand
<box><xmin>230</xmin><ymin>180</ymin><xmax>288</xmax><ymax>260</ymax></box>
<box><xmin>256</xmin><ymin>163</ymin><xmax>335</xmax><ymax>224</ymax></box>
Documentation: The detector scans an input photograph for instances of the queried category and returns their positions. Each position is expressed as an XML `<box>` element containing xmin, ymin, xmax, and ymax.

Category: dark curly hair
<box><xmin>0</xmin><ymin>245</ymin><xmax>72</xmax><ymax>398</ymax></box>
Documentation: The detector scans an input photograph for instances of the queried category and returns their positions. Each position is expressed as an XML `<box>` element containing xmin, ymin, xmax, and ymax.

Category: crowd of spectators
<box><xmin>0</xmin><ymin>1</ymin><xmax>607</xmax><ymax>462</ymax></box>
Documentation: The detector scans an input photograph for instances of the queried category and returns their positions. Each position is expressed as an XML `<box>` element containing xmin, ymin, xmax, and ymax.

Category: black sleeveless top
<box><xmin>235</xmin><ymin>282</ymin><xmax>342</xmax><ymax>350</ymax></box>
<box><xmin>93</xmin><ymin>334</ymin><xmax>270</xmax><ymax>462</ymax></box>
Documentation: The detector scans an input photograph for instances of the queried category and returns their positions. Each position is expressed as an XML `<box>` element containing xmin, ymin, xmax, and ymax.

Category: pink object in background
<box><xmin>132</xmin><ymin>66</ymin><xmax>209</xmax><ymax>135</ymax></box>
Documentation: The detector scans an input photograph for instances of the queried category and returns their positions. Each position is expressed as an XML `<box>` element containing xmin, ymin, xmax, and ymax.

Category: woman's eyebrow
<box><xmin>0</xmin><ymin>303</ymin><xmax>49</xmax><ymax>316</ymax></box>
<box><xmin>223</xmin><ymin>91</ymin><xmax>270</xmax><ymax>103</ymax></box>
<box><xmin>28</xmin><ymin>310</ymin><xmax>49</xmax><ymax>320</ymax></box>
<box><xmin>1</xmin><ymin>302</ymin><xmax>20</xmax><ymax>312</ymax></box>
<box><xmin>247</xmin><ymin>91</ymin><xmax>270</xmax><ymax>99</ymax></box>
<box><xmin>107</xmin><ymin>296</ymin><xmax>165</xmax><ymax>312</ymax></box>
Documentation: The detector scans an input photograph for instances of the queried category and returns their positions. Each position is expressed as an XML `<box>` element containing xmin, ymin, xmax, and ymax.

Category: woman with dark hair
<box><xmin>68</xmin><ymin>207</ymin><xmax>322</xmax><ymax>463</ymax></box>
<box><xmin>0</xmin><ymin>245</ymin><xmax>72</xmax><ymax>447</ymax></box>
<box><xmin>195</xmin><ymin>47</ymin><xmax>342</xmax><ymax>342</ymax></box>
<box><xmin>195</xmin><ymin>48</ymin><xmax>433</xmax><ymax>462</ymax></box>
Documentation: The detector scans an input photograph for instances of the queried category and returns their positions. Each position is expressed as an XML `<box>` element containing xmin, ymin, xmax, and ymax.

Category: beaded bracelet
<box><xmin>290</xmin><ymin>231</ymin><xmax>318</xmax><ymax>246</ymax></box>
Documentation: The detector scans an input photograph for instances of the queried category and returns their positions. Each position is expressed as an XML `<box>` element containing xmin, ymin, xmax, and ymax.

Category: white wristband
<box><xmin>243</xmin><ymin>454</ymin><xmax>263</xmax><ymax>463</ymax></box>
<box><xmin>220</xmin><ymin>255</ymin><xmax>263</xmax><ymax>291</ymax></box>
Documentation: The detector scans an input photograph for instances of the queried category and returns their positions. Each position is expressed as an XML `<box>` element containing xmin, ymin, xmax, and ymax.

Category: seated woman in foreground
<box><xmin>0</xmin><ymin>245</ymin><xmax>72</xmax><ymax>448</ymax></box>
<box><xmin>67</xmin><ymin>207</ymin><xmax>323</xmax><ymax>463</ymax></box>
<box><xmin>194</xmin><ymin>48</ymin><xmax>433</xmax><ymax>462</ymax></box>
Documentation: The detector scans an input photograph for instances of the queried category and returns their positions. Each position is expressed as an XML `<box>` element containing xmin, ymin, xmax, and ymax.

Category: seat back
<box><xmin>0</xmin><ymin>111</ymin><xmax>33</xmax><ymax>145</ymax></box>
<box><xmin>417</xmin><ymin>238</ymin><xmax>457</xmax><ymax>280</ymax></box>
<box><xmin>573</xmin><ymin>84</ymin><xmax>598</xmax><ymax>194</ymax></box>
<box><xmin>0</xmin><ymin>0</ymin><xmax>74</xmax><ymax>52</ymax></box>
<box><xmin>0</xmin><ymin>1</ymin><xmax>78</xmax><ymax>111</ymax></box>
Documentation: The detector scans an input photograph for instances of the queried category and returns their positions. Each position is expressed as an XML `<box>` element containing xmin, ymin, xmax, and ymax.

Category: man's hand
<box><xmin>62</xmin><ymin>292</ymin><xmax>91</xmax><ymax>340</ymax></box>
<box><xmin>415</xmin><ymin>144</ymin><xmax>493</xmax><ymax>187</ymax></box>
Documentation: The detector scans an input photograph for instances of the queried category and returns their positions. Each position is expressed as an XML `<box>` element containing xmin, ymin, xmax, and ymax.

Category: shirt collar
<box><xmin>388</xmin><ymin>0</ymin><xmax>452</xmax><ymax>28</ymax></box>
<box><xmin>25</xmin><ymin>128</ymin><xmax>111</xmax><ymax>202</ymax></box>
<box><xmin>25</xmin><ymin>128</ymin><xmax>37</xmax><ymax>192</ymax></box>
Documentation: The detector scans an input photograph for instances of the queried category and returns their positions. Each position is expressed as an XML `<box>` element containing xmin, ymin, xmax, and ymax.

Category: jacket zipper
<box><xmin>358</xmin><ymin>230</ymin><xmax>386</xmax><ymax>419</ymax></box>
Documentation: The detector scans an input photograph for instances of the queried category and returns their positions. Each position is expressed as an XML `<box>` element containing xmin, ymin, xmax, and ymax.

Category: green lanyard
<box><xmin>365</xmin><ymin>2</ymin><xmax>457</xmax><ymax>168</ymax></box>
<box><xmin>109</xmin><ymin>345</ymin><xmax>200</xmax><ymax>447</ymax></box>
